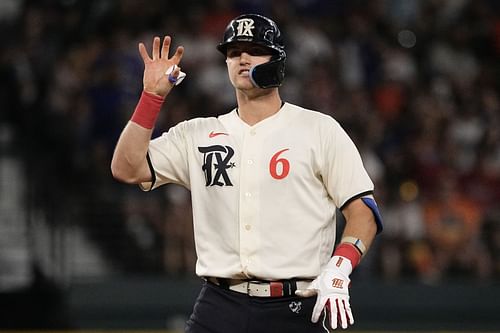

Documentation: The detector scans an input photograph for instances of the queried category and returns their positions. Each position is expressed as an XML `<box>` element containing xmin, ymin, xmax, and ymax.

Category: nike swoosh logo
<box><xmin>209</xmin><ymin>131</ymin><xmax>229</xmax><ymax>138</ymax></box>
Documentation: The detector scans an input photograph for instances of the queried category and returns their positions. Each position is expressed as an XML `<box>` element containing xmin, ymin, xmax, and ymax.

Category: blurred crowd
<box><xmin>1</xmin><ymin>0</ymin><xmax>500</xmax><ymax>285</ymax></box>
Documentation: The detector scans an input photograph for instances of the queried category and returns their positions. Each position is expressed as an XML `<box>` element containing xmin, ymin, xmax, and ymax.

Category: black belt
<box><xmin>205</xmin><ymin>277</ymin><xmax>312</xmax><ymax>297</ymax></box>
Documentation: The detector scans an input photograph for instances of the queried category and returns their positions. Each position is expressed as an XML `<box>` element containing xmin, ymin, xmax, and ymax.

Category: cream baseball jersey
<box><xmin>141</xmin><ymin>102</ymin><xmax>375</xmax><ymax>280</ymax></box>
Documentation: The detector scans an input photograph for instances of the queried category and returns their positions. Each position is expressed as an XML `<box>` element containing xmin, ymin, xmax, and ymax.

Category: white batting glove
<box><xmin>296</xmin><ymin>256</ymin><xmax>354</xmax><ymax>330</ymax></box>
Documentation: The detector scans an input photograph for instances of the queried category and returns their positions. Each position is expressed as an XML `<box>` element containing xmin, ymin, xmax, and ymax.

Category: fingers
<box><xmin>138</xmin><ymin>43</ymin><xmax>151</xmax><ymax>63</ymax></box>
<box><xmin>156</xmin><ymin>35</ymin><xmax>184</xmax><ymax>63</ymax></box>
<box><xmin>326</xmin><ymin>298</ymin><xmax>352</xmax><ymax>330</ymax></box>
<box><xmin>345</xmin><ymin>299</ymin><xmax>354</xmax><ymax>325</ymax></box>
<box><xmin>152</xmin><ymin>36</ymin><xmax>161</xmax><ymax>60</ymax></box>
<box><xmin>328</xmin><ymin>298</ymin><xmax>338</xmax><ymax>329</ymax></box>
<box><xmin>335</xmin><ymin>299</ymin><xmax>348</xmax><ymax>329</ymax></box>
<box><xmin>310</xmin><ymin>297</ymin><xmax>354</xmax><ymax>329</ymax></box>
<box><xmin>172</xmin><ymin>45</ymin><xmax>185</xmax><ymax>64</ymax></box>
<box><xmin>311</xmin><ymin>297</ymin><xmax>325</xmax><ymax>323</ymax></box>
<box><xmin>160</xmin><ymin>36</ymin><xmax>182</xmax><ymax>62</ymax></box>
<box><xmin>140</xmin><ymin>36</ymin><xmax>184</xmax><ymax>64</ymax></box>
<box><xmin>138</xmin><ymin>36</ymin><xmax>164</xmax><ymax>62</ymax></box>
<box><xmin>161</xmin><ymin>36</ymin><xmax>171</xmax><ymax>59</ymax></box>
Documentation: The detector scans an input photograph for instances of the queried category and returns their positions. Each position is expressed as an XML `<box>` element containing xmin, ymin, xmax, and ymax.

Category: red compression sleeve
<box><xmin>130</xmin><ymin>91</ymin><xmax>165</xmax><ymax>129</ymax></box>
<box><xmin>334</xmin><ymin>243</ymin><xmax>361</xmax><ymax>269</ymax></box>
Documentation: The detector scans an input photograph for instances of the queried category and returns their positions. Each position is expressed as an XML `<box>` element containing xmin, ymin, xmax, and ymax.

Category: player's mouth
<box><xmin>239</xmin><ymin>68</ymin><xmax>250</xmax><ymax>76</ymax></box>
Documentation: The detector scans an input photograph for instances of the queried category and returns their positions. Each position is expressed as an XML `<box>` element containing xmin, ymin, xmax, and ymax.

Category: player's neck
<box><xmin>236</xmin><ymin>89</ymin><xmax>282</xmax><ymax>126</ymax></box>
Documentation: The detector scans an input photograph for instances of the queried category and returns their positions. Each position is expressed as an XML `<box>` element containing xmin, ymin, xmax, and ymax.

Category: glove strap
<box><xmin>333</xmin><ymin>243</ymin><xmax>361</xmax><ymax>269</ymax></box>
<box><xmin>131</xmin><ymin>91</ymin><xmax>165</xmax><ymax>129</ymax></box>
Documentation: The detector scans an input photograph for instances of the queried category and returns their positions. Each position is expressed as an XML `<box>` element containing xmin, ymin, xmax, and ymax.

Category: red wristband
<box><xmin>130</xmin><ymin>91</ymin><xmax>165</xmax><ymax>129</ymax></box>
<box><xmin>334</xmin><ymin>243</ymin><xmax>361</xmax><ymax>269</ymax></box>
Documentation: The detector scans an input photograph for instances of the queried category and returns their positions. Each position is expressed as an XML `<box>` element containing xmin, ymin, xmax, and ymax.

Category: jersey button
<box><xmin>245</xmin><ymin>192</ymin><xmax>252</xmax><ymax>197</ymax></box>
<box><xmin>245</xmin><ymin>224</ymin><xmax>252</xmax><ymax>231</ymax></box>
<box><xmin>247</xmin><ymin>159</ymin><xmax>254</xmax><ymax>165</ymax></box>
<box><xmin>250</xmin><ymin>129</ymin><xmax>256</xmax><ymax>136</ymax></box>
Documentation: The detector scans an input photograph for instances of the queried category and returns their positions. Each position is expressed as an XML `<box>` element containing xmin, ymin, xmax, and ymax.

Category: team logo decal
<box><xmin>331</xmin><ymin>278</ymin><xmax>344</xmax><ymax>289</ymax></box>
<box><xmin>235</xmin><ymin>18</ymin><xmax>255</xmax><ymax>37</ymax></box>
<box><xmin>198</xmin><ymin>145</ymin><xmax>236</xmax><ymax>186</ymax></box>
<box><xmin>289</xmin><ymin>301</ymin><xmax>302</xmax><ymax>314</ymax></box>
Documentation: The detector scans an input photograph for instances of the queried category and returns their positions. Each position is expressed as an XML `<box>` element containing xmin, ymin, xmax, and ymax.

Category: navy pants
<box><xmin>185</xmin><ymin>280</ymin><xmax>329</xmax><ymax>333</ymax></box>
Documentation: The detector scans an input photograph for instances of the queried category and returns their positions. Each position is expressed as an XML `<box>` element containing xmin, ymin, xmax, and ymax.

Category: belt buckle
<box><xmin>247</xmin><ymin>280</ymin><xmax>269</xmax><ymax>297</ymax></box>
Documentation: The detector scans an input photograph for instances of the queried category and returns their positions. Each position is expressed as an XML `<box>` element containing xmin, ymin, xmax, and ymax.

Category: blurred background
<box><xmin>1</xmin><ymin>0</ymin><xmax>499</xmax><ymax>331</ymax></box>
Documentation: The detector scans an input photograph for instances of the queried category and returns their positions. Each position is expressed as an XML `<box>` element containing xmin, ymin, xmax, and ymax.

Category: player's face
<box><xmin>225</xmin><ymin>42</ymin><xmax>272</xmax><ymax>90</ymax></box>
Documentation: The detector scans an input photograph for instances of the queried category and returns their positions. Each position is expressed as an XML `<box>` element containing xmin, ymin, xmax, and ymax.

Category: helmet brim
<box><xmin>216</xmin><ymin>40</ymin><xmax>281</xmax><ymax>58</ymax></box>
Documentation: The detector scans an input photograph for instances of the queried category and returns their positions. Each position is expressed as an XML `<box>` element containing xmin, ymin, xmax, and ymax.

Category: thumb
<box><xmin>295</xmin><ymin>289</ymin><xmax>317</xmax><ymax>297</ymax></box>
<box><xmin>166</xmin><ymin>65</ymin><xmax>179</xmax><ymax>84</ymax></box>
<box><xmin>166</xmin><ymin>64</ymin><xmax>186</xmax><ymax>86</ymax></box>
<box><xmin>295</xmin><ymin>279</ymin><xmax>319</xmax><ymax>297</ymax></box>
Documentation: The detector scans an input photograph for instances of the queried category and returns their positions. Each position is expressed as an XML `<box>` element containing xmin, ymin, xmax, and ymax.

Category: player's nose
<box><xmin>239</xmin><ymin>51</ymin><xmax>252</xmax><ymax>64</ymax></box>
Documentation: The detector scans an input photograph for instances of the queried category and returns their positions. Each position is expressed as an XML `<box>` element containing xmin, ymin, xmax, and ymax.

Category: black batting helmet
<box><xmin>217</xmin><ymin>14</ymin><xmax>286</xmax><ymax>89</ymax></box>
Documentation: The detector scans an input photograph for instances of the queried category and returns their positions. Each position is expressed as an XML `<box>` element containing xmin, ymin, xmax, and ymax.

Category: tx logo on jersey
<box><xmin>235</xmin><ymin>18</ymin><xmax>255</xmax><ymax>37</ymax></box>
<box><xmin>198</xmin><ymin>145</ymin><xmax>235</xmax><ymax>186</ymax></box>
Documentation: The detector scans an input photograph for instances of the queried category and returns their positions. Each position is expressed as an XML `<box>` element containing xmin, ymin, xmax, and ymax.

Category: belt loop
<box><xmin>216</xmin><ymin>278</ymin><xmax>229</xmax><ymax>289</ymax></box>
<box><xmin>281</xmin><ymin>279</ymin><xmax>296</xmax><ymax>297</ymax></box>
<box><xmin>289</xmin><ymin>279</ymin><xmax>297</xmax><ymax>296</ymax></box>
<box><xmin>246</xmin><ymin>281</ymin><xmax>251</xmax><ymax>295</ymax></box>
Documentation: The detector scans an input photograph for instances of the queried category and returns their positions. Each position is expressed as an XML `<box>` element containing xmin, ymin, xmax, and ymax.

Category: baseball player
<box><xmin>111</xmin><ymin>14</ymin><xmax>383</xmax><ymax>332</ymax></box>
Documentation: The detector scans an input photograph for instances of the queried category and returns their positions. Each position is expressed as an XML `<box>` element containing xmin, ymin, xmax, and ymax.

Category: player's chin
<box><xmin>233</xmin><ymin>78</ymin><xmax>254</xmax><ymax>90</ymax></box>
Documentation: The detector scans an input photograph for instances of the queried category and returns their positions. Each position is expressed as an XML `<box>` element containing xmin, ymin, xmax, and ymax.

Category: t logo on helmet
<box><xmin>235</xmin><ymin>18</ymin><xmax>255</xmax><ymax>37</ymax></box>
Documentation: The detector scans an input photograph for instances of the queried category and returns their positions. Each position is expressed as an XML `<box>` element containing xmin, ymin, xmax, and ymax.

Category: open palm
<box><xmin>139</xmin><ymin>36</ymin><xmax>184</xmax><ymax>97</ymax></box>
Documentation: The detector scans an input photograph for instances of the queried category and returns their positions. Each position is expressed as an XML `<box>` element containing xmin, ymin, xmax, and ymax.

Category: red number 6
<box><xmin>269</xmin><ymin>148</ymin><xmax>290</xmax><ymax>180</ymax></box>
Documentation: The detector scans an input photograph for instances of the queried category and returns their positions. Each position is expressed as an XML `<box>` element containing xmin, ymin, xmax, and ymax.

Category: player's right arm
<box><xmin>111</xmin><ymin>36</ymin><xmax>184</xmax><ymax>184</ymax></box>
<box><xmin>111</xmin><ymin>122</ymin><xmax>154</xmax><ymax>184</ymax></box>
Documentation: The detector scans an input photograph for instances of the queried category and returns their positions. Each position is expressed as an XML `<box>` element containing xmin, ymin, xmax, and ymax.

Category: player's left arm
<box><xmin>296</xmin><ymin>117</ymin><xmax>383</xmax><ymax>329</ymax></box>
<box><xmin>340</xmin><ymin>197</ymin><xmax>378</xmax><ymax>253</ymax></box>
<box><xmin>296</xmin><ymin>196</ymin><xmax>382</xmax><ymax>330</ymax></box>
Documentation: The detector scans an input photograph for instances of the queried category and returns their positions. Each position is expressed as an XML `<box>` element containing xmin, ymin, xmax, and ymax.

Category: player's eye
<box><xmin>227</xmin><ymin>49</ymin><xmax>242</xmax><ymax>58</ymax></box>
<box><xmin>227</xmin><ymin>47</ymin><xmax>270</xmax><ymax>58</ymax></box>
<box><xmin>248</xmin><ymin>47</ymin><xmax>270</xmax><ymax>56</ymax></box>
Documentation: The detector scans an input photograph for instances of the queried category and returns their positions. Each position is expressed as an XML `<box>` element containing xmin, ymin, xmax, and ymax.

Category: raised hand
<box><xmin>138</xmin><ymin>36</ymin><xmax>184</xmax><ymax>97</ymax></box>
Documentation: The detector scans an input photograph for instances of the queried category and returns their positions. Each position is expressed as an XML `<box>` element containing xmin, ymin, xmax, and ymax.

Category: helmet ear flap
<box><xmin>249</xmin><ymin>51</ymin><xmax>286</xmax><ymax>88</ymax></box>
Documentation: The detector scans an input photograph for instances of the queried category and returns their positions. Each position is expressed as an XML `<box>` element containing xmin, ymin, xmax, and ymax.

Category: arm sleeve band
<box><xmin>361</xmin><ymin>197</ymin><xmax>383</xmax><ymax>234</ymax></box>
<box><xmin>130</xmin><ymin>91</ymin><xmax>164</xmax><ymax>129</ymax></box>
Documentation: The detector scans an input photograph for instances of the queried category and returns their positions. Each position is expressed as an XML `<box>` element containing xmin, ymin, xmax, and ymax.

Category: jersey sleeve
<box><xmin>140</xmin><ymin>121</ymin><xmax>190</xmax><ymax>191</ymax></box>
<box><xmin>321</xmin><ymin>118</ymin><xmax>374</xmax><ymax>208</ymax></box>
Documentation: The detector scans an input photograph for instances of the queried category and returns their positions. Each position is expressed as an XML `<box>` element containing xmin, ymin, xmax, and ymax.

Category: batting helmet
<box><xmin>217</xmin><ymin>14</ymin><xmax>286</xmax><ymax>89</ymax></box>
